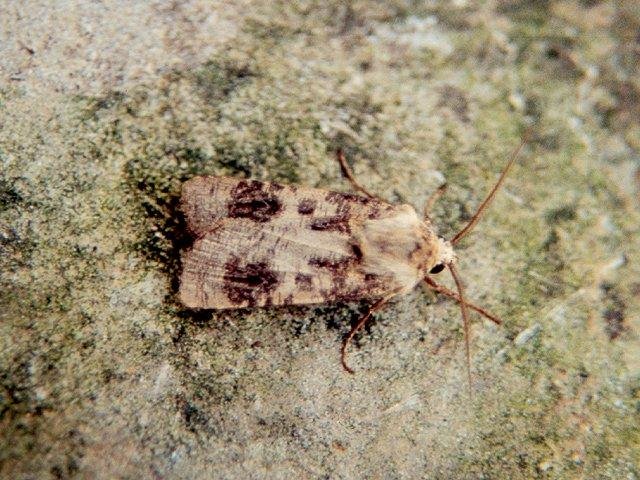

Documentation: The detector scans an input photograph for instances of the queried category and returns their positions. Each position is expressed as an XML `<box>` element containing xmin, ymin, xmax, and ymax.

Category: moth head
<box><xmin>430</xmin><ymin>237</ymin><xmax>455</xmax><ymax>274</ymax></box>
<box><xmin>423</xmin><ymin>130</ymin><xmax>529</xmax><ymax>394</ymax></box>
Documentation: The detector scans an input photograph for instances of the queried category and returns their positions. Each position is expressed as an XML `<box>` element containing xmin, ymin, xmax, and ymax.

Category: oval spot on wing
<box><xmin>310</xmin><ymin>204</ymin><xmax>351</xmax><ymax>233</ymax></box>
<box><xmin>297</xmin><ymin>198</ymin><xmax>316</xmax><ymax>215</ymax></box>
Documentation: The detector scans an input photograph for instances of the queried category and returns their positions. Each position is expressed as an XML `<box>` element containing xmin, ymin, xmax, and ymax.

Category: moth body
<box><xmin>177</xmin><ymin>130</ymin><xmax>527</xmax><ymax>383</ymax></box>
<box><xmin>179</xmin><ymin>176</ymin><xmax>451</xmax><ymax>309</ymax></box>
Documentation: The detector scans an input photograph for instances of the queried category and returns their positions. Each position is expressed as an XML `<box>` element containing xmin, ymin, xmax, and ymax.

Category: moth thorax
<box><xmin>359</xmin><ymin>206</ymin><xmax>438</xmax><ymax>292</ymax></box>
<box><xmin>434</xmin><ymin>237</ymin><xmax>456</xmax><ymax>267</ymax></box>
<box><xmin>409</xmin><ymin>221</ymin><xmax>444</xmax><ymax>274</ymax></box>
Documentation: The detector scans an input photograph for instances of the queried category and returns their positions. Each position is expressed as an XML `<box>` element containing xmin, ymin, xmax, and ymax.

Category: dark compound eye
<box><xmin>429</xmin><ymin>264</ymin><xmax>445</xmax><ymax>274</ymax></box>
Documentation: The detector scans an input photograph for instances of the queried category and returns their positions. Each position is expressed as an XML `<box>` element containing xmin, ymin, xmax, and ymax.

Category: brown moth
<box><xmin>179</xmin><ymin>141</ymin><xmax>527</xmax><ymax>386</ymax></box>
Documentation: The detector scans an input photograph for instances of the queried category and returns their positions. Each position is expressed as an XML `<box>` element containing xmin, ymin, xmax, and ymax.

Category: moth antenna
<box><xmin>448</xmin><ymin>263</ymin><xmax>472</xmax><ymax>396</ymax></box>
<box><xmin>451</xmin><ymin>130</ymin><xmax>530</xmax><ymax>245</ymax></box>
<box><xmin>423</xmin><ymin>277</ymin><xmax>502</xmax><ymax>325</ymax></box>
<box><xmin>341</xmin><ymin>292</ymin><xmax>397</xmax><ymax>374</ymax></box>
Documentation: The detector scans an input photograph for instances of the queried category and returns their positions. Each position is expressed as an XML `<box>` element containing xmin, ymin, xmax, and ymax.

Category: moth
<box><xmin>179</xmin><ymin>141</ymin><xmax>527</xmax><ymax>387</ymax></box>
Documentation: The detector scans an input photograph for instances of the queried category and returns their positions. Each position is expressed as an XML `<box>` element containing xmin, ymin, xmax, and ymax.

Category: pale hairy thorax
<box><xmin>357</xmin><ymin>205</ymin><xmax>454</xmax><ymax>294</ymax></box>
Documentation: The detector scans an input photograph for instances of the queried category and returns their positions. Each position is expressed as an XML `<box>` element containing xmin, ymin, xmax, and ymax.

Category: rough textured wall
<box><xmin>1</xmin><ymin>1</ymin><xmax>638</xmax><ymax>478</ymax></box>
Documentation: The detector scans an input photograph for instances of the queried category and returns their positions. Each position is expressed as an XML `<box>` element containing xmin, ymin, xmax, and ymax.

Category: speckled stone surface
<box><xmin>1</xmin><ymin>1</ymin><xmax>639</xmax><ymax>478</ymax></box>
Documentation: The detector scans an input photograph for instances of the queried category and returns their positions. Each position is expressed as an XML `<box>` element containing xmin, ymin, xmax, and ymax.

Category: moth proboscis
<box><xmin>179</xmin><ymin>136</ymin><xmax>529</xmax><ymax>391</ymax></box>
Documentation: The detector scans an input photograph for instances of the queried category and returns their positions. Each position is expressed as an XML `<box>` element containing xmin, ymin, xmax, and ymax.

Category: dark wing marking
<box><xmin>179</xmin><ymin>217</ymin><xmax>397</xmax><ymax>309</ymax></box>
<box><xmin>180</xmin><ymin>176</ymin><xmax>392</xmax><ymax>238</ymax></box>
<box><xmin>179</xmin><ymin>176</ymin><xmax>406</xmax><ymax>309</ymax></box>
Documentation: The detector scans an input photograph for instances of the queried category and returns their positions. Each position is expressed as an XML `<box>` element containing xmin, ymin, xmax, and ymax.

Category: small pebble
<box><xmin>538</xmin><ymin>460</ymin><xmax>553</xmax><ymax>472</ymax></box>
<box><xmin>602</xmin><ymin>253</ymin><xmax>627</xmax><ymax>273</ymax></box>
<box><xmin>514</xmin><ymin>323</ymin><xmax>542</xmax><ymax>346</ymax></box>
<box><xmin>494</xmin><ymin>348</ymin><xmax>508</xmax><ymax>364</ymax></box>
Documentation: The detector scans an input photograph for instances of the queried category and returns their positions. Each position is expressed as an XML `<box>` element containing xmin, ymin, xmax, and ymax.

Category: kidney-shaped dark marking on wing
<box><xmin>227</xmin><ymin>180</ymin><xmax>283</xmax><ymax>223</ymax></box>
<box><xmin>222</xmin><ymin>256</ymin><xmax>280</xmax><ymax>307</ymax></box>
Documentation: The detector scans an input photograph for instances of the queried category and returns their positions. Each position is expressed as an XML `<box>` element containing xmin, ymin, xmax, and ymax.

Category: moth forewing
<box><xmin>178</xmin><ymin>177</ymin><xmax>442</xmax><ymax>310</ymax></box>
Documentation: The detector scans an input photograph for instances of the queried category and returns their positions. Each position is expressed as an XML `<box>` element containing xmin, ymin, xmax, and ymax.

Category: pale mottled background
<box><xmin>1</xmin><ymin>1</ymin><xmax>639</xmax><ymax>479</ymax></box>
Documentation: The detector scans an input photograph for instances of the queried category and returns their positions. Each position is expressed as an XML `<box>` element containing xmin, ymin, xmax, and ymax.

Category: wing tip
<box><xmin>178</xmin><ymin>272</ymin><xmax>203</xmax><ymax>309</ymax></box>
<box><xmin>179</xmin><ymin>264</ymin><xmax>238</xmax><ymax>310</ymax></box>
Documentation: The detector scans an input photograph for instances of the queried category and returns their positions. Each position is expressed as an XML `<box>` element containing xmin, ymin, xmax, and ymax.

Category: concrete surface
<box><xmin>1</xmin><ymin>1</ymin><xmax>639</xmax><ymax>478</ymax></box>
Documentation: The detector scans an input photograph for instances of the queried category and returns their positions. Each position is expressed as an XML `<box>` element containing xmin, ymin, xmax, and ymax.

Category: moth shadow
<box><xmin>274</xmin><ymin>301</ymin><xmax>374</xmax><ymax>339</ymax></box>
<box><xmin>125</xmin><ymin>179</ymin><xmax>319</xmax><ymax>330</ymax></box>
<box><xmin>174</xmin><ymin>299</ymin><xmax>376</xmax><ymax>351</ymax></box>
<box><xmin>126</xmin><ymin>168</ymin><xmax>389</xmax><ymax>337</ymax></box>
<box><xmin>144</xmin><ymin>194</ymin><xmax>191</xmax><ymax>293</ymax></box>
<box><xmin>125</xmin><ymin>172</ymin><xmax>196</xmax><ymax>319</ymax></box>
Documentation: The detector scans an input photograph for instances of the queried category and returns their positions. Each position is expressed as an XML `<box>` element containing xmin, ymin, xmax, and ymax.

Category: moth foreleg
<box><xmin>423</xmin><ymin>277</ymin><xmax>502</xmax><ymax>325</ymax></box>
<box><xmin>340</xmin><ymin>291</ymin><xmax>400</xmax><ymax>374</ymax></box>
<box><xmin>336</xmin><ymin>149</ymin><xmax>381</xmax><ymax>201</ymax></box>
<box><xmin>423</xmin><ymin>183</ymin><xmax>448</xmax><ymax>219</ymax></box>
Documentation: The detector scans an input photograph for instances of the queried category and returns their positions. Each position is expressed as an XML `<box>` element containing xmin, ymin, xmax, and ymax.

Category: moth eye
<box><xmin>429</xmin><ymin>264</ymin><xmax>445</xmax><ymax>274</ymax></box>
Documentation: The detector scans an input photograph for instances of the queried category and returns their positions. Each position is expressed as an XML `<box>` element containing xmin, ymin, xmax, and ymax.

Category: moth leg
<box><xmin>341</xmin><ymin>292</ymin><xmax>398</xmax><ymax>374</ymax></box>
<box><xmin>336</xmin><ymin>149</ymin><xmax>380</xmax><ymax>201</ymax></box>
<box><xmin>423</xmin><ymin>277</ymin><xmax>502</xmax><ymax>325</ymax></box>
<box><xmin>423</xmin><ymin>183</ymin><xmax>447</xmax><ymax>219</ymax></box>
